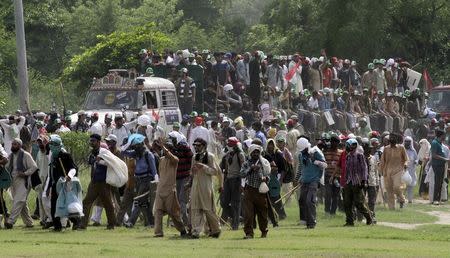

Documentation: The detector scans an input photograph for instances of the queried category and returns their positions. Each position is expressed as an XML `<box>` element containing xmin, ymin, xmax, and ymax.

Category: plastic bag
<box><xmin>401</xmin><ymin>170</ymin><xmax>412</xmax><ymax>186</ymax></box>
<box><xmin>259</xmin><ymin>182</ymin><xmax>269</xmax><ymax>194</ymax></box>
<box><xmin>67</xmin><ymin>202</ymin><xmax>83</xmax><ymax>214</ymax></box>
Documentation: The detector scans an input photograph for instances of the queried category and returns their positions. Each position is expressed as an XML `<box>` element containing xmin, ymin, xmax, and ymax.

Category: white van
<box><xmin>71</xmin><ymin>69</ymin><xmax>181</xmax><ymax>128</ymax></box>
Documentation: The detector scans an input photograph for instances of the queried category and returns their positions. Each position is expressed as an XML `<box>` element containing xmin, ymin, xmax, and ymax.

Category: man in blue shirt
<box><xmin>252</xmin><ymin>121</ymin><xmax>267</xmax><ymax>147</ymax></box>
<box><xmin>80</xmin><ymin>134</ymin><xmax>116</xmax><ymax>230</ymax></box>
<box><xmin>430</xmin><ymin>130</ymin><xmax>448</xmax><ymax>204</ymax></box>
<box><xmin>297</xmin><ymin>138</ymin><xmax>327</xmax><ymax>229</ymax></box>
<box><xmin>122</xmin><ymin>134</ymin><xmax>158</xmax><ymax>227</ymax></box>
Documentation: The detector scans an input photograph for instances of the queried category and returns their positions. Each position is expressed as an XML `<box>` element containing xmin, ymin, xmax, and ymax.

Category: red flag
<box><xmin>423</xmin><ymin>69</ymin><xmax>434</xmax><ymax>91</ymax></box>
<box><xmin>152</xmin><ymin>109</ymin><xmax>160</xmax><ymax>121</ymax></box>
<box><xmin>285</xmin><ymin>62</ymin><xmax>300</xmax><ymax>82</ymax></box>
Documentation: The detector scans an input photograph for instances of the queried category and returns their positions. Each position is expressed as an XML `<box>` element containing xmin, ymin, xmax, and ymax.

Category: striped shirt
<box><xmin>323</xmin><ymin>148</ymin><xmax>343</xmax><ymax>178</ymax></box>
<box><xmin>174</xmin><ymin>143</ymin><xmax>193</xmax><ymax>179</ymax></box>
<box><xmin>345</xmin><ymin>151</ymin><xmax>368</xmax><ymax>186</ymax></box>
<box><xmin>179</xmin><ymin>79</ymin><xmax>196</xmax><ymax>98</ymax></box>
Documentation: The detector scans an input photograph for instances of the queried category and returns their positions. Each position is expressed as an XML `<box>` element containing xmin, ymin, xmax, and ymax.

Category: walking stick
<box><xmin>274</xmin><ymin>183</ymin><xmax>300</xmax><ymax>204</ymax></box>
<box><xmin>58</xmin><ymin>158</ymin><xmax>68</xmax><ymax>178</ymax></box>
<box><xmin>0</xmin><ymin>189</ymin><xmax>7</xmax><ymax>225</ymax></box>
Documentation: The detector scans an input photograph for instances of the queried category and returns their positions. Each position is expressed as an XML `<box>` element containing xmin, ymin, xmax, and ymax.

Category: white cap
<box><xmin>137</xmin><ymin>114</ymin><xmax>152</xmax><ymax>126</ymax></box>
<box><xmin>297</xmin><ymin>138</ymin><xmax>311</xmax><ymax>152</ymax></box>
<box><xmin>223</xmin><ymin>84</ymin><xmax>233</xmax><ymax>92</ymax></box>
<box><xmin>105</xmin><ymin>134</ymin><xmax>118</xmax><ymax>142</ymax></box>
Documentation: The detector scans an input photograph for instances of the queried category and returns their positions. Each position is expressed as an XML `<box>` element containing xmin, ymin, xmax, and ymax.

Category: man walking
<box><xmin>170</xmin><ymin>131</ymin><xmax>193</xmax><ymax>229</ymax></box>
<box><xmin>190</xmin><ymin>138</ymin><xmax>222</xmax><ymax>239</ymax></box>
<box><xmin>297</xmin><ymin>138</ymin><xmax>327</xmax><ymax>229</ymax></box>
<box><xmin>220</xmin><ymin>137</ymin><xmax>245</xmax><ymax>230</ymax></box>
<box><xmin>4</xmin><ymin>138</ymin><xmax>38</xmax><ymax>229</ymax></box>
<box><xmin>153</xmin><ymin>140</ymin><xmax>187</xmax><ymax>238</ymax></box>
<box><xmin>80</xmin><ymin>134</ymin><xmax>117</xmax><ymax>230</ymax></box>
<box><xmin>343</xmin><ymin>139</ymin><xmax>373</xmax><ymax>226</ymax></box>
<box><xmin>240</xmin><ymin>144</ymin><xmax>271</xmax><ymax>239</ymax></box>
<box><xmin>323</xmin><ymin>135</ymin><xmax>343</xmax><ymax>216</ymax></box>
<box><xmin>380</xmin><ymin>133</ymin><xmax>408</xmax><ymax>209</ymax></box>
<box><xmin>122</xmin><ymin>134</ymin><xmax>158</xmax><ymax>228</ymax></box>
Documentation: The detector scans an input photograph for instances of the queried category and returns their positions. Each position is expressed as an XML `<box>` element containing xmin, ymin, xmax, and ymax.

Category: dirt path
<box><xmin>378</xmin><ymin>201</ymin><xmax>450</xmax><ymax>230</ymax></box>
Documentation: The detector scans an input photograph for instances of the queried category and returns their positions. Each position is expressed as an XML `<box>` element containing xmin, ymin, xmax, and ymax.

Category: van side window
<box><xmin>145</xmin><ymin>91</ymin><xmax>158</xmax><ymax>109</ymax></box>
<box><xmin>161</xmin><ymin>91</ymin><xmax>177</xmax><ymax>107</ymax></box>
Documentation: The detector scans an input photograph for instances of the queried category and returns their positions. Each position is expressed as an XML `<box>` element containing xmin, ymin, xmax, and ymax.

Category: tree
<box><xmin>117</xmin><ymin>0</ymin><xmax>183</xmax><ymax>33</ymax></box>
<box><xmin>62</xmin><ymin>0</ymin><xmax>121</xmax><ymax>55</ymax></box>
<box><xmin>62</xmin><ymin>23</ymin><xmax>172</xmax><ymax>89</ymax></box>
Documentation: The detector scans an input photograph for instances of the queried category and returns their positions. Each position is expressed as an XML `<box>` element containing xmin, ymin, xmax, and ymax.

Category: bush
<box><xmin>60</xmin><ymin>131</ymin><xmax>91</xmax><ymax>169</ymax></box>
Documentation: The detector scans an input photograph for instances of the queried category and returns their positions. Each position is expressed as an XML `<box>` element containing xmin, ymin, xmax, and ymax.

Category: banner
<box><xmin>422</xmin><ymin>69</ymin><xmax>434</xmax><ymax>91</ymax></box>
<box><xmin>406</xmin><ymin>68</ymin><xmax>422</xmax><ymax>90</ymax></box>
<box><xmin>323</xmin><ymin>111</ymin><xmax>335</xmax><ymax>126</ymax></box>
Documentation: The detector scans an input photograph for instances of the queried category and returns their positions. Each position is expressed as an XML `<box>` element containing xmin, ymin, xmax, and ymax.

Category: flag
<box><xmin>152</xmin><ymin>109</ymin><xmax>160</xmax><ymax>121</ymax></box>
<box><xmin>285</xmin><ymin>62</ymin><xmax>300</xmax><ymax>82</ymax></box>
<box><xmin>423</xmin><ymin>69</ymin><xmax>434</xmax><ymax>91</ymax></box>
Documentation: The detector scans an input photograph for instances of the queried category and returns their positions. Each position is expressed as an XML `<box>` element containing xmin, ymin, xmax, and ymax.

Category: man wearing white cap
<box><xmin>4</xmin><ymin>138</ymin><xmax>38</xmax><ymax>229</ymax></box>
<box><xmin>296</xmin><ymin>137</ymin><xmax>327</xmax><ymax>229</ymax></box>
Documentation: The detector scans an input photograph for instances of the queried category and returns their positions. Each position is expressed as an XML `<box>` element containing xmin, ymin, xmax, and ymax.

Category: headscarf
<box><xmin>168</xmin><ymin>131</ymin><xmax>187</xmax><ymax>144</ymax></box>
<box><xmin>418</xmin><ymin>139</ymin><xmax>431</xmax><ymax>161</ymax></box>
<box><xmin>266</xmin><ymin>139</ymin><xmax>279</xmax><ymax>153</ymax></box>
<box><xmin>127</xmin><ymin>133</ymin><xmax>146</xmax><ymax>146</ymax></box>
<box><xmin>248</xmin><ymin>144</ymin><xmax>263</xmax><ymax>156</ymax></box>
<box><xmin>12</xmin><ymin>138</ymin><xmax>22</xmax><ymax>146</ymax></box>
<box><xmin>49</xmin><ymin>134</ymin><xmax>63</xmax><ymax>158</ymax></box>
<box><xmin>234</xmin><ymin>116</ymin><xmax>244</xmax><ymax>128</ymax></box>
<box><xmin>267</xmin><ymin>127</ymin><xmax>277</xmax><ymax>139</ymax></box>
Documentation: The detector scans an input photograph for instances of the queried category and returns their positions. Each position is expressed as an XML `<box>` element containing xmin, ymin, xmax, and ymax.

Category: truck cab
<box><xmin>428</xmin><ymin>85</ymin><xmax>450</xmax><ymax>118</ymax></box>
<box><xmin>72</xmin><ymin>69</ymin><xmax>181</xmax><ymax>128</ymax></box>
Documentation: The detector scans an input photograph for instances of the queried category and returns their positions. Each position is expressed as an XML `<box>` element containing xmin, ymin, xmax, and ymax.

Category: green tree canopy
<box><xmin>62</xmin><ymin>23</ymin><xmax>172</xmax><ymax>89</ymax></box>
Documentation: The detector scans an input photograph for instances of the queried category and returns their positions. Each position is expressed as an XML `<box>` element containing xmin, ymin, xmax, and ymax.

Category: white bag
<box><xmin>99</xmin><ymin>148</ymin><xmax>128</xmax><ymax>188</ymax></box>
<box><xmin>67</xmin><ymin>202</ymin><xmax>83</xmax><ymax>214</ymax></box>
<box><xmin>259</xmin><ymin>182</ymin><xmax>269</xmax><ymax>194</ymax></box>
<box><xmin>401</xmin><ymin>170</ymin><xmax>413</xmax><ymax>186</ymax></box>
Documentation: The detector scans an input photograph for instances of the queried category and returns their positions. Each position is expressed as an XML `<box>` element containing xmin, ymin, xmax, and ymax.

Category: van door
<box><xmin>159</xmin><ymin>90</ymin><xmax>181</xmax><ymax>125</ymax></box>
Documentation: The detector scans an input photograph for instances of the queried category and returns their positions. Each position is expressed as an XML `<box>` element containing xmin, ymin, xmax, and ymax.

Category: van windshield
<box><xmin>429</xmin><ymin>90</ymin><xmax>450</xmax><ymax>112</ymax></box>
<box><xmin>84</xmin><ymin>90</ymin><xmax>140</xmax><ymax>110</ymax></box>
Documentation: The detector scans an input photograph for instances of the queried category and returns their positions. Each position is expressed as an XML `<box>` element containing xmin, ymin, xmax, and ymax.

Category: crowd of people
<box><xmin>1</xmin><ymin>107</ymin><xmax>449</xmax><ymax>237</ymax></box>
<box><xmin>0</xmin><ymin>48</ymin><xmax>448</xmax><ymax>239</ymax></box>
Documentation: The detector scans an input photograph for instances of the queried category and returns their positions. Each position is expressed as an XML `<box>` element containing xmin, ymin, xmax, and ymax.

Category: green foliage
<box><xmin>59</xmin><ymin>131</ymin><xmax>91</xmax><ymax>168</ymax></box>
<box><xmin>62</xmin><ymin>0</ymin><xmax>121</xmax><ymax>55</ymax></box>
<box><xmin>172</xmin><ymin>21</ymin><xmax>236</xmax><ymax>51</ymax></box>
<box><xmin>117</xmin><ymin>0</ymin><xmax>183</xmax><ymax>33</ymax></box>
<box><xmin>0</xmin><ymin>25</ymin><xmax>16</xmax><ymax>92</ymax></box>
<box><xmin>62</xmin><ymin>23</ymin><xmax>173</xmax><ymax>89</ymax></box>
<box><xmin>0</xmin><ymin>69</ymin><xmax>84</xmax><ymax>114</ymax></box>
<box><xmin>244</xmin><ymin>24</ymin><xmax>286</xmax><ymax>54</ymax></box>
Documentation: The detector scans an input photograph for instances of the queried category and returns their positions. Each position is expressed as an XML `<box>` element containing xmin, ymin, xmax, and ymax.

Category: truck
<box><xmin>428</xmin><ymin>85</ymin><xmax>450</xmax><ymax>119</ymax></box>
<box><xmin>70</xmin><ymin>69</ymin><xmax>181</xmax><ymax>128</ymax></box>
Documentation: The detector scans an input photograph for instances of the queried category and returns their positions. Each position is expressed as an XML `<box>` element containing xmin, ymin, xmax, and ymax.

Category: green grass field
<box><xmin>1</xmin><ymin>194</ymin><xmax>450</xmax><ymax>257</ymax></box>
<box><xmin>1</xmin><ymin>167</ymin><xmax>450</xmax><ymax>257</ymax></box>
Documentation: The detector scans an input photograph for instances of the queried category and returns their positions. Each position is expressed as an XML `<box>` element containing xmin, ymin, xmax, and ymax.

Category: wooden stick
<box><xmin>274</xmin><ymin>183</ymin><xmax>300</xmax><ymax>204</ymax></box>
<box><xmin>58</xmin><ymin>158</ymin><xmax>67</xmax><ymax>177</ymax></box>
<box><xmin>0</xmin><ymin>190</ymin><xmax>6</xmax><ymax>225</ymax></box>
